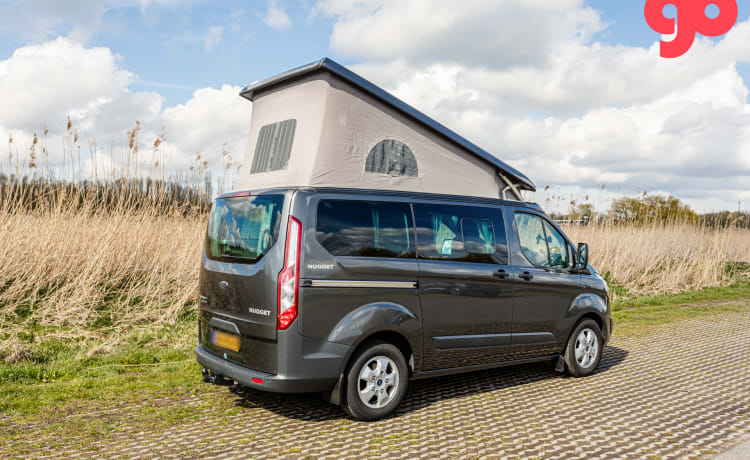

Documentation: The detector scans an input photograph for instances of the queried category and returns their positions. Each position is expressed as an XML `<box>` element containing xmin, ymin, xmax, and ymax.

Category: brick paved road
<box><xmin>8</xmin><ymin>305</ymin><xmax>750</xmax><ymax>459</ymax></box>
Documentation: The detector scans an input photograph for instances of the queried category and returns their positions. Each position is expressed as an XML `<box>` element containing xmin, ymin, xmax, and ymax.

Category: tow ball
<box><xmin>201</xmin><ymin>368</ymin><xmax>233</xmax><ymax>386</ymax></box>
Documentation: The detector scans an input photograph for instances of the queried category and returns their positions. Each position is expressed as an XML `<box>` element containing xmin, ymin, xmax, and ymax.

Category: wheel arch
<box><xmin>322</xmin><ymin>302</ymin><xmax>421</xmax><ymax>406</ymax></box>
<box><xmin>566</xmin><ymin>292</ymin><xmax>608</xmax><ymax>341</ymax></box>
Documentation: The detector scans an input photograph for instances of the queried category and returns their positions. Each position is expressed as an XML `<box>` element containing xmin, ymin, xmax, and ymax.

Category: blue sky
<box><xmin>0</xmin><ymin>0</ymin><xmax>748</xmax><ymax>212</ymax></box>
<box><xmin>5</xmin><ymin>0</ymin><xmax>748</xmax><ymax>106</ymax></box>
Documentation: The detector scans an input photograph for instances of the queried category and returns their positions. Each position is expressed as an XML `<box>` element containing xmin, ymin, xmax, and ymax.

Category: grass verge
<box><xmin>611</xmin><ymin>282</ymin><xmax>750</xmax><ymax>335</ymax></box>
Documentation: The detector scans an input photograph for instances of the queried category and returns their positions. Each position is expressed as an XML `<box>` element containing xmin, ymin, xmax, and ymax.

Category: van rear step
<box><xmin>201</xmin><ymin>368</ymin><xmax>234</xmax><ymax>386</ymax></box>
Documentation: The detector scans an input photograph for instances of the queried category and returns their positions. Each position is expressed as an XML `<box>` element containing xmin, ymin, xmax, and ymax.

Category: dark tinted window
<box><xmin>413</xmin><ymin>203</ymin><xmax>508</xmax><ymax>264</ymax></box>
<box><xmin>316</xmin><ymin>200</ymin><xmax>415</xmax><ymax>258</ymax></box>
<box><xmin>250</xmin><ymin>119</ymin><xmax>296</xmax><ymax>173</ymax></box>
<box><xmin>206</xmin><ymin>195</ymin><xmax>284</xmax><ymax>264</ymax></box>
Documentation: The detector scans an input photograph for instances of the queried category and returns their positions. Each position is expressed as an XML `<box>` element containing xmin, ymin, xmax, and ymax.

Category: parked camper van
<box><xmin>195</xmin><ymin>59</ymin><xmax>611</xmax><ymax>420</ymax></box>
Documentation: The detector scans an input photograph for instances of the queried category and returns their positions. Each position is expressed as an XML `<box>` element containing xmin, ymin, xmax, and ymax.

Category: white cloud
<box><xmin>161</xmin><ymin>85</ymin><xmax>252</xmax><ymax>171</ymax></box>
<box><xmin>0</xmin><ymin>38</ymin><xmax>135</xmax><ymax>131</ymax></box>
<box><xmin>316</xmin><ymin>0</ymin><xmax>604</xmax><ymax>68</ymax></box>
<box><xmin>316</xmin><ymin>0</ymin><xmax>750</xmax><ymax>211</ymax></box>
<box><xmin>203</xmin><ymin>25</ymin><xmax>224</xmax><ymax>52</ymax></box>
<box><xmin>0</xmin><ymin>37</ymin><xmax>251</xmax><ymax>188</ymax></box>
<box><xmin>260</xmin><ymin>0</ymin><xmax>292</xmax><ymax>30</ymax></box>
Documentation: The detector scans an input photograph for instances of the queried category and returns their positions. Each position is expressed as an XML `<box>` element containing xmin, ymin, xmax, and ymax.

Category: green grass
<box><xmin>0</xmin><ymin>283</ymin><xmax>749</xmax><ymax>453</ymax></box>
<box><xmin>611</xmin><ymin>283</ymin><xmax>750</xmax><ymax>335</ymax></box>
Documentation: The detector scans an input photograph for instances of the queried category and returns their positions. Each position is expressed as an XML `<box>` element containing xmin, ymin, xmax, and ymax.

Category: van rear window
<box><xmin>316</xmin><ymin>200</ymin><xmax>416</xmax><ymax>259</ymax></box>
<box><xmin>206</xmin><ymin>195</ymin><xmax>284</xmax><ymax>264</ymax></box>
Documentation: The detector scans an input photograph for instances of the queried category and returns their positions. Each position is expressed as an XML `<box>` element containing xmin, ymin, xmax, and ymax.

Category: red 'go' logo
<box><xmin>644</xmin><ymin>0</ymin><xmax>738</xmax><ymax>58</ymax></box>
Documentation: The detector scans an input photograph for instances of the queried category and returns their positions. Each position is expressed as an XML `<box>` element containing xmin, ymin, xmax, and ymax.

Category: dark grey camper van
<box><xmin>195</xmin><ymin>59</ymin><xmax>611</xmax><ymax>421</ymax></box>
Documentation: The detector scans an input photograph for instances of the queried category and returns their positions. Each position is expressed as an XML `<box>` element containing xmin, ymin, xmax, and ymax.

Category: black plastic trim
<box><xmin>433</xmin><ymin>333</ymin><xmax>512</xmax><ymax>349</ymax></box>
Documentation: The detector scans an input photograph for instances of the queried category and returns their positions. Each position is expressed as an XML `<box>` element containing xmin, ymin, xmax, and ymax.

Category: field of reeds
<box><xmin>1</xmin><ymin>123</ymin><xmax>749</xmax><ymax>363</ymax></box>
<box><xmin>563</xmin><ymin>223</ymin><xmax>750</xmax><ymax>297</ymax></box>
<box><xmin>2</xmin><ymin>182</ymin><xmax>748</xmax><ymax>363</ymax></box>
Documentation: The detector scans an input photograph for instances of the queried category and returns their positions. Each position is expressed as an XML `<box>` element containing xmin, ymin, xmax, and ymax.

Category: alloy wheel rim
<box><xmin>574</xmin><ymin>328</ymin><xmax>599</xmax><ymax>369</ymax></box>
<box><xmin>358</xmin><ymin>355</ymin><xmax>399</xmax><ymax>409</ymax></box>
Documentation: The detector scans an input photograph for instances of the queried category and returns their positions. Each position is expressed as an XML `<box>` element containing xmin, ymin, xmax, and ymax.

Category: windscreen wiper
<box><xmin>220</xmin><ymin>253</ymin><xmax>254</xmax><ymax>261</ymax></box>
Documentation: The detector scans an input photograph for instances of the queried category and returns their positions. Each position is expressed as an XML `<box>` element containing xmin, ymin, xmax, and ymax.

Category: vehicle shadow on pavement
<box><xmin>229</xmin><ymin>345</ymin><xmax>629</xmax><ymax>422</ymax></box>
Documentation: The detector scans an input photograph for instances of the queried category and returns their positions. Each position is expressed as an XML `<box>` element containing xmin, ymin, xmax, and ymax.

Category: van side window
<box><xmin>413</xmin><ymin>204</ymin><xmax>508</xmax><ymax>264</ymax></box>
<box><xmin>514</xmin><ymin>213</ymin><xmax>570</xmax><ymax>268</ymax></box>
<box><xmin>543</xmin><ymin>220</ymin><xmax>570</xmax><ymax>268</ymax></box>
<box><xmin>316</xmin><ymin>200</ymin><xmax>416</xmax><ymax>259</ymax></box>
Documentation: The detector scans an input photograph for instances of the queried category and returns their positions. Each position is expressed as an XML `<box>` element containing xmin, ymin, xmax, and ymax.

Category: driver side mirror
<box><xmin>575</xmin><ymin>243</ymin><xmax>589</xmax><ymax>271</ymax></box>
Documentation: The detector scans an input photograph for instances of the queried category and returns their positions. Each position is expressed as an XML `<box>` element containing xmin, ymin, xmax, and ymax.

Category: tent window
<box><xmin>365</xmin><ymin>140</ymin><xmax>418</xmax><ymax>177</ymax></box>
<box><xmin>250</xmin><ymin>119</ymin><xmax>297</xmax><ymax>174</ymax></box>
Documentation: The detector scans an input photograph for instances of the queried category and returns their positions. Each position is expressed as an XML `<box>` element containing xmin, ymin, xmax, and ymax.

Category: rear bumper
<box><xmin>195</xmin><ymin>341</ymin><xmax>346</xmax><ymax>393</ymax></box>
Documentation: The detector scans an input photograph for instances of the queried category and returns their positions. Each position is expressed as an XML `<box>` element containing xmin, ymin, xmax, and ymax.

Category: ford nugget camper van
<box><xmin>195</xmin><ymin>58</ymin><xmax>611</xmax><ymax>421</ymax></box>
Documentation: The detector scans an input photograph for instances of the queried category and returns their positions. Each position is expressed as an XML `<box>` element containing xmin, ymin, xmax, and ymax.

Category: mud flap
<box><xmin>323</xmin><ymin>373</ymin><xmax>345</xmax><ymax>406</ymax></box>
<box><xmin>554</xmin><ymin>356</ymin><xmax>566</xmax><ymax>373</ymax></box>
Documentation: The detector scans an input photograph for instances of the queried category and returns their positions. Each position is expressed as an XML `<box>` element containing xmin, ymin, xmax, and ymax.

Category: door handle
<box><xmin>493</xmin><ymin>269</ymin><xmax>509</xmax><ymax>280</ymax></box>
<box><xmin>519</xmin><ymin>271</ymin><xmax>534</xmax><ymax>281</ymax></box>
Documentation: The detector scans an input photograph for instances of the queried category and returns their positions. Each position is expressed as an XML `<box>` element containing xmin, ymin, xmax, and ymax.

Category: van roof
<box><xmin>239</xmin><ymin>58</ymin><xmax>535</xmax><ymax>192</ymax></box>
<box><xmin>217</xmin><ymin>186</ymin><xmax>544</xmax><ymax>212</ymax></box>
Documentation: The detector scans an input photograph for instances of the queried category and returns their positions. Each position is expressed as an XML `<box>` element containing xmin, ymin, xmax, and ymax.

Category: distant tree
<box><xmin>570</xmin><ymin>203</ymin><xmax>597</xmax><ymax>222</ymax></box>
<box><xmin>700</xmin><ymin>211</ymin><xmax>750</xmax><ymax>229</ymax></box>
<box><xmin>607</xmin><ymin>195</ymin><xmax>698</xmax><ymax>224</ymax></box>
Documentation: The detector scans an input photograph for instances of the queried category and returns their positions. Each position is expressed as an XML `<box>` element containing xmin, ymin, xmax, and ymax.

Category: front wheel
<box><xmin>342</xmin><ymin>341</ymin><xmax>408</xmax><ymax>421</ymax></box>
<box><xmin>564</xmin><ymin>319</ymin><xmax>603</xmax><ymax>377</ymax></box>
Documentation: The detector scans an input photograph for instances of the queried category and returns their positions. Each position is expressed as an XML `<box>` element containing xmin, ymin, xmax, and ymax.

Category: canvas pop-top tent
<box><xmin>235</xmin><ymin>58</ymin><xmax>535</xmax><ymax>200</ymax></box>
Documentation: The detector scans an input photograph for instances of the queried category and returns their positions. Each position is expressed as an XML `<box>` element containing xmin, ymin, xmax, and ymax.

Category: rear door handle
<box><xmin>519</xmin><ymin>272</ymin><xmax>534</xmax><ymax>281</ymax></box>
<box><xmin>493</xmin><ymin>269</ymin><xmax>509</xmax><ymax>280</ymax></box>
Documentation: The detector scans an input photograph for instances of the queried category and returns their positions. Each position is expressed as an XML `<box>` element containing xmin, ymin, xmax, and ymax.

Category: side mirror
<box><xmin>576</xmin><ymin>243</ymin><xmax>589</xmax><ymax>270</ymax></box>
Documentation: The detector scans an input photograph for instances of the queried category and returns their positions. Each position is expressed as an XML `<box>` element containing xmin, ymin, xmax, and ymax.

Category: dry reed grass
<box><xmin>0</xmin><ymin>204</ymin><xmax>206</xmax><ymax>362</ymax></box>
<box><xmin>2</xmin><ymin>208</ymin><xmax>748</xmax><ymax>361</ymax></box>
<box><xmin>1</xmin><ymin>120</ymin><xmax>749</xmax><ymax>362</ymax></box>
<box><xmin>563</xmin><ymin>223</ymin><xmax>750</xmax><ymax>297</ymax></box>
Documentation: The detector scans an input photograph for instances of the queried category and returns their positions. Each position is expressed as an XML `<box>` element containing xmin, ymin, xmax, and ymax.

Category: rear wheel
<box><xmin>342</xmin><ymin>341</ymin><xmax>408</xmax><ymax>421</ymax></box>
<box><xmin>564</xmin><ymin>319</ymin><xmax>603</xmax><ymax>377</ymax></box>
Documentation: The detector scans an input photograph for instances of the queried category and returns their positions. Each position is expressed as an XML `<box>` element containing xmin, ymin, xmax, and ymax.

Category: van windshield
<box><xmin>205</xmin><ymin>194</ymin><xmax>285</xmax><ymax>264</ymax></box>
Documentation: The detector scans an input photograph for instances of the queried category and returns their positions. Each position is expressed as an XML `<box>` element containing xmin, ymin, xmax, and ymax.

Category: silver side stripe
<box><xmin>306</xmin><ymin>280</ymin><xmax>417</xmax><ymax>289</ymax></box>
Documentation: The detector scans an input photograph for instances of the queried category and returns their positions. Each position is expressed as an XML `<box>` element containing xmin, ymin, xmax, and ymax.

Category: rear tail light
<box><xmin>278</xmin><ymin>216</ymin><xmax>301</xmax><ymax>330</ymax></box>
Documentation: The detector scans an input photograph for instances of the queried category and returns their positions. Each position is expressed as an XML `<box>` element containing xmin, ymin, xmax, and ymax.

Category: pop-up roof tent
<box><xmin>236</xmin><ymin>58</ymin><xmax>535</xmax><ymax>200</ymax></box>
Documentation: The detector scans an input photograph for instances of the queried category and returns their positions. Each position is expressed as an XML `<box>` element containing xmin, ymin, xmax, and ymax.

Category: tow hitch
<box><xmin>201</xmin><ymin>368</ymin><xmax>233</xmax><ymax>386</ymax></box>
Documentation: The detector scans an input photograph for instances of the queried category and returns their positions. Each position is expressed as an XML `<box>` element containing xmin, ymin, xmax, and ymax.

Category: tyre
<box><xmin>564</xmin><ymin>319</ymin><xmax>603</xmax><ymax>377</ymax></box>
<box><xmin>342</xmin><ymin>341</ymin><xmax>408</xmax><ymax>421</ymax></box>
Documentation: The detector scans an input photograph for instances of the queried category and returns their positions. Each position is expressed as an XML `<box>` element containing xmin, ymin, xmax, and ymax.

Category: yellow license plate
<box><xmin>211</xmin><ymin>330</ymin><xmax>241</xmax><ymax>352</ymax></box>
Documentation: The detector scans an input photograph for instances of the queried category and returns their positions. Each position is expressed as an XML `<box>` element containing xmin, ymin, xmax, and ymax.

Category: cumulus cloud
<box><xmin>316</xmin><ymin>0</ymin><xmax>750</xmax><ymax>211</ymax></box>
<box><xmin>260</xmin><ymin>0</ymin><xmax>292</xmax><ymax>30</ymax></box>
<box><xmin>0</xmin><ymin>38</ymin><xmax>135</xmax><ymax>131</ymax></box>
<box><xmin>0</xmin><ymin>37</ymin><xmax>251</xmax><ymax>186</ymax></box>
<box><xmin>316</xmin><ymin>0</ymin><xmax>604</xmax><ymax>69</ymax></box>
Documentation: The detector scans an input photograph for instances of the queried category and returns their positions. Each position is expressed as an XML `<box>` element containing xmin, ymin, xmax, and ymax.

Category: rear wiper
<box><xmin>220</xmin><ymin>253</ymin><xmax>255</xmax><ymax>262</ymax></box>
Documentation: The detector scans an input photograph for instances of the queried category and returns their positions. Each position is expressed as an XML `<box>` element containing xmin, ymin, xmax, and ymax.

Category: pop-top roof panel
<box><xmin>240</xmin><ymin>58</ymin><xmax>535</xmax><ymax>192</ymax></box>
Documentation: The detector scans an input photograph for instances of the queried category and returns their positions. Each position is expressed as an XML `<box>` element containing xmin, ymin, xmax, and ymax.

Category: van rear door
<box><xmin>199</xmin><ymin>192</ymin><xmax>287</xmax><ymax>374</ymax></box>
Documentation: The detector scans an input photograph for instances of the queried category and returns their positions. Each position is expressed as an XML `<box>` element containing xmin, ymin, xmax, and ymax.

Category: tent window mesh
<box><xmin>250</xmin><ymin>119</ymin><xmax>297</xmax><ymax>174</ymax></box>
<box><xmin>365</xmin><ymin>139</ymin><xmax>418</xmax><ymax>177</ymax></box>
